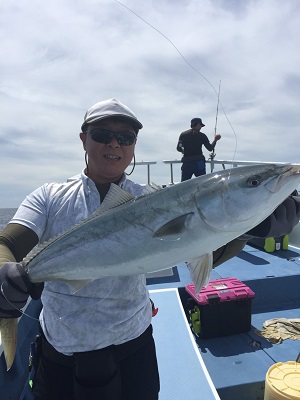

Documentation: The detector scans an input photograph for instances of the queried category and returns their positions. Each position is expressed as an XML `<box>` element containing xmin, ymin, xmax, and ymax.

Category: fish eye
<box><xmin>247</xmin><ymin>176</ymin><xmax>261</xmax><ymax>187</ymax></box>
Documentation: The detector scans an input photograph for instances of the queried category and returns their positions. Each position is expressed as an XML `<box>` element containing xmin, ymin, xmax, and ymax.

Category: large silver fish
<box><xmin>1</xmin><ymin>163</ymin><xmax>300</xmax><ymax>370</ymax></box>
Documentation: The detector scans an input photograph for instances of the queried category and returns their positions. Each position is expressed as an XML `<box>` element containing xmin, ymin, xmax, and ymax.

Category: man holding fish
<box><xmin>0</xmin><ymin>98</ymin><xmax>299</xmax><ymax>400</ymax></box>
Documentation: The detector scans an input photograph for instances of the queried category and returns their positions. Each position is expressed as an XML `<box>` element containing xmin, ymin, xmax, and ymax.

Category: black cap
<box><xmin>191</xmin><ymin>118</ymin><xmax>205</xmax><ymax>128</ymax></box>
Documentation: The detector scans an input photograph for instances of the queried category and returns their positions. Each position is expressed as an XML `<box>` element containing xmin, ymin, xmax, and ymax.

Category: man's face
<box><xmin>80</xmin><ymin>118</ymin><xmax>137</xmax><ymax>184</ymax></box>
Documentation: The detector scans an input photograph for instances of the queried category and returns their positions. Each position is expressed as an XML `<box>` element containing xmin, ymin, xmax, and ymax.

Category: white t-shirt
<box><xmin>11</xmin><ymin>171</ymin><xmax>152</xmax><ymax>354</ymax></box>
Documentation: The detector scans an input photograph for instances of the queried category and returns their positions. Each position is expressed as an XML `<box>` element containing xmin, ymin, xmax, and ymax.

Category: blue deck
<box><xmin>150</xmin><ymin>288</ymin><xmax>220</xmax><ymax>400</ymax></box>
<box><xmin>147</xmin><ymin>244</ymin><xmax>300</xmax><ymax>400</ymax></box>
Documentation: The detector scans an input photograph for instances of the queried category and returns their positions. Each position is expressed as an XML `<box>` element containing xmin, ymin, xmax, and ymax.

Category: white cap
<box><xmin>81</xmin><ymin>98</ymin><xmax>143</xmax><ymax>132</ymax></box>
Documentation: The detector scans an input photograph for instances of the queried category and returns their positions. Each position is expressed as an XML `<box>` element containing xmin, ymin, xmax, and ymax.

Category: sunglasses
<box><xmin>88</xmin><ymin>128</ymin><xmax>137</xmax><ymax>146</ymax></box>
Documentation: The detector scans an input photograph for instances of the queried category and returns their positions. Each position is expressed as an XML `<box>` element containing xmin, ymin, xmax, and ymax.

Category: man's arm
<box><xmin>213</xmin><ymin>193</ymin><xmax>300</xmax><ymax>268</ymax></box>
<box><xmin>0</xmin><ymin>223</ymin><xmax>39</xmax><ymax>264</ymax></box>
<box><xmin>176</xmin><ymin>133</ymin><xmax>184</xmax><ymax>153</ymax></box>
<box><xmin>202</xmin><ymin>134</ymin><xmax>221</xmax><ymax>152</ymax></box>
<box><xmin>213</xmin><ymin>238</ymin><xmax>247</xmax><ymax>268</ymax></box>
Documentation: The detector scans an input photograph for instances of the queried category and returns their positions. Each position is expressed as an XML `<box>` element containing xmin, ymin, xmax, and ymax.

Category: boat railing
<box><xmin>130</xmin><ymin>161</ymin><xmax>157</xmax><ymax>185</ymax></box>
<box><xmin>130</xmin><ymin>159</ymin><xmax>298</xmax><ymax>185</ymax></box>
<box><xmin>162</xmin><ymin>159</ymin><xmax>295</xmax><ymax>184</ymax></box>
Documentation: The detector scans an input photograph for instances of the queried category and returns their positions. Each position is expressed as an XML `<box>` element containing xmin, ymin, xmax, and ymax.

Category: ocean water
<box><xmin>0</xmin><ymin>208</ymin><xmax>17</xmax><ymax>231</ymax></box>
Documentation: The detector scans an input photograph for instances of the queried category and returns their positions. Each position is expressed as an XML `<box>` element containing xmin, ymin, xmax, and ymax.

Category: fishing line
<box><xmin>56</xmin><ymin>277</ymin><xmax>118</xmax><ymax>320</ymax></box>
<box><xmin>2</xmin><ymin>4</ymin><xmax>241</xmax><ymax>323</ymax></box>
<box><xmin>1</xmin><ymin>276</ymin><xmax>119</xmax><ymax>322</ymax></box>
<box><xmin>0</xmin><ymin>282</ymin><xmax>39</xmax><ymax>321</ymax></box>
<box><xmin>114</xmin><ymin>0</ymin><xmax>238</xmax><ymax>170</ymax></box>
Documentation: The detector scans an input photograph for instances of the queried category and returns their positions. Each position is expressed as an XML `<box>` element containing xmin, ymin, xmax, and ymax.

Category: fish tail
<box><xmin>0</xmin><ymin>318</ymin><xmax>18</xmax><ymax>371</ymax></box>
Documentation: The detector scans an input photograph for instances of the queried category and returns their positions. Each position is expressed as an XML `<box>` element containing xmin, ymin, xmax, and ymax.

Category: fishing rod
<box><xmin>214</xmin><ymin>79</ymin><xmax>221</xmax><ymax>137</ymax></box>
<box><xmin>209</xmin><ymin>79</ymin><xmax>221</xmax><ymax>172</ymax></box>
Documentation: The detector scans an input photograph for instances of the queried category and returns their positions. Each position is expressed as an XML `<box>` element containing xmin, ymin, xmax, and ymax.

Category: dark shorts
<box><xmin>32</xmin><ymin>325</ymin><xmax>160</xmax><ymax>400</ymax></box>
<box><xmin>181</xmin><ymin>159</ymin><xmax>206</xmax><ymax>181</ymax></box>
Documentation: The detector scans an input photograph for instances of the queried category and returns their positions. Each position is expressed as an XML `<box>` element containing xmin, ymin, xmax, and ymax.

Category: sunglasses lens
<box><xmin>115</xmin><ymin>132</ymin><xmax>136</xmax><ymax>146</ymax></box>
<box><xmin>89</xmin><ymin>129</ymin><xmax>111</xmax><ymax>144</ymax></box>
<box><xmin>89</xmin><ymin>129</ymin><xmax>136</xmax><ymax>146</ymax></box>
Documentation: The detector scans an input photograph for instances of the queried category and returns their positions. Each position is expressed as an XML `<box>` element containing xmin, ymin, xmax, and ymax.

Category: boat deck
<box><xmin>148</xmin><ymin>243</ymin><xmax>300</xmax><ymax>400</ymax></box>
<box><xmin>150</xmin><ymin>288</ymin><xmax>220</xmax><ymax>400</ymax></box>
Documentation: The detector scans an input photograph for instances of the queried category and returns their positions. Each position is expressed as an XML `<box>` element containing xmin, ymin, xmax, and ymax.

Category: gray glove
<box><xmin>246</xmin><ymin>193</ymin><xmax>300</xmax><ymax>238</ymax></box>
<box><xmin>0</xmin><ymin>262</ymin><xmax>43</xmax><ymax>318</ymax></box>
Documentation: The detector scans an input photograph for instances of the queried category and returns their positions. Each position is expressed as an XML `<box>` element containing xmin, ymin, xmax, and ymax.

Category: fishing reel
<box><xmin>208</xmin><ymin>151</ymin><xmax>216</xmax><ymax>161</ymax></box>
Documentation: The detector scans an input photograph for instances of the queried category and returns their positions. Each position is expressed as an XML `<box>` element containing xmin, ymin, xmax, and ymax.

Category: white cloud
<box><xmin>0</xmin><ymin>0</ymin><xmax>300</xmax><ymax>207</ymax></box>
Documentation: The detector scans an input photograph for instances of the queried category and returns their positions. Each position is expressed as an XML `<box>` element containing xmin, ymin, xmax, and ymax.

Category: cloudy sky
<box><xmin>1</xmin><ymin>0</ymin><xmax>300</xmax><ymax>208</ymax></box>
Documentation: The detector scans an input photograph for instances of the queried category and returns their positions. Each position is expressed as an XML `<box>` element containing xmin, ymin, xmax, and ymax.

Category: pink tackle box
<box><xmin>185</xmin><ymin>278</ymin><xmax>255</xmax><ymax>338</ymax></box>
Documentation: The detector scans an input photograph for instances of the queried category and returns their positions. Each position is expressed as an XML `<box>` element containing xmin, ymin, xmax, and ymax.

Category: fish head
<box><xmin>194</xmin><ymin>163</ymin><xmax>300</xmax><ymax>233</ymax></box>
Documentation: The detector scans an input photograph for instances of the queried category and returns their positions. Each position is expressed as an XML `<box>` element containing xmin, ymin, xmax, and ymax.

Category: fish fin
<box><xmin>22</xmin><ymin>185</ymin><xmax>135</xmax><ymax>269</ymax></box>
<box><xmin>187</xmin><ymin>253</ymin><xmax>213</xmax><ymax>295</ymax></box>
<box><xmin>64</xmin><ymin>279</ymin><xmax>93</xmax><ymax>294</ymax></box>
<box><xmin>98</xmin><ymin>184</ymin><xmax>135</xmax><ymax>213</ymax></box>
<box><xmin>0</xmin><ymin>318</ymin><xmax>18</xmax><ymax>371</ymax></box>
<box><xmin>140</xmin><ymin>183</ymin><xmax>163</xmax><ymax>196</ymax></box>
<box><xmin>153</xmin><ymin>213</ymin><xmax>194</xmax><ymax>240</ymax></box>
<box><xmin>148</xmin><ymin>183</ymin><xmax>163</xmax><ymax>192</ymax></box>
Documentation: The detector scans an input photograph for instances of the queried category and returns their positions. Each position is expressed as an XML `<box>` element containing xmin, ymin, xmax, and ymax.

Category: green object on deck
<box><xmin>264</xmin><ymin>235</ymin><xmax>289</xmax><ymax>252</ymax></box>
<box><xmin>264</xmin><ymin>237</ymin><xmax>275</xmax><ymax>252</ymax></box>
<box><xmin>190</xmin><ymin>305</ymin><xmax>201</xmax><ymax>334</ymax></box>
